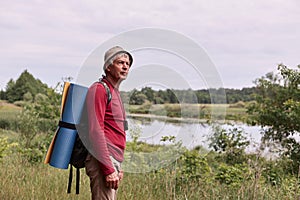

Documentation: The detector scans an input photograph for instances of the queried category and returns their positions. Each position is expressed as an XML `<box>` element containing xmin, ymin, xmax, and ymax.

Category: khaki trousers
<box><xmin>85</xmin><ymin>154</ymin><xmax>121</xmax><ymax>200</ymax></box>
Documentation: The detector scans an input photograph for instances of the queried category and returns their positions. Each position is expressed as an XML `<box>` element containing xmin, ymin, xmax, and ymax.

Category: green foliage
<box><xmin>262</xmin><ymin>160</ymin><xmax>284</xmax><ymax>186</ymax></box>
<box><xmin>17</xmin><ymin>104</ymin><xmax>40</xmax><ymax>147</ymax></box>
<box><xmin>0</xmin><ymin>89</ymin><xmax>6</xmax><ymax>100</ymax></box>
<box><xmin>0</xmin><ymin>79</ymin><xmax>60</xmax><ymax>164</ymax></box>
<box><xmin>23</xmin><ymin>92</ymin><xmax>33</xmax><ymax>102</ymax></box>
<box><xmin>5</xmin><ymin>70</ymin><xmax>49</xmax><ymax>103</ymax></box>
<box><xmin>15</xmin><ymin>83</ymin><xmax>60</xmax><ymax>162</ymax></box>
<box><xmin>176</xmin><ymin>149</ymin><xmax>211</xmax><ymax>182</ymax></box>
<box><xmin>0</xmin><ymin>84</ymin><xmax>60</xmax><ymax>166</ymax></box>
<box><xmin>209</xmin><ymin>125</ymin><xmax>250</xmax><ymax>165</ymax></box>
<box><xmin>18</xmin><ymin>133</ymin><xmax>52</xmax><ymax>164</ymax></box>
<box><xmin>141</xmin><ymin>87</ymin><xmax>155</xmax><ymax>102</ymax></box>
<box><xmin>128</xmin><ymin>89</ymin><xmax>148</xmax><ymax>105</ymax></box>
<box><xmin>248</xmin><ymin>64</ymin><xmax>300</xmax><ymax>171</ymax></box>
<box><xmin>5</xmin><ymin>79</ymin><xmax>16</xmax><ymax>103</ymax></box>
<box><xmin>215</xmin><ymin>163</ymin><xmax>249</xmax><ymax>187</ymax></box>
<box><xmin>0</xmin><ymin>119</ymin><xmax>11</xmax><ymax>130</ymax></box>
<box><xmin>0</xmin><ymin>137</ymin><xmax>18</xmax><ymax>162</ymax></box>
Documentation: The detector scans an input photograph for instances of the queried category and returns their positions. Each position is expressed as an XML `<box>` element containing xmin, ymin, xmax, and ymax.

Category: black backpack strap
<box><xmin>76</xmin><ymin>168</ymin><xmax>80</xmax><ymax>194</ymax></box>
<box><xmin>99</xmin><ymin>81</ymin><xmax>112</xmax><ymax>105</ymax></box>
<box><xmin>67</xmin><ymin>165</ymin><xmax>73</xmax><ymax>194</ymax></box>
<box><xmin>67</xmin><ymin>166</ymin><xmax>81</xmax><ymax>195</ymax></box>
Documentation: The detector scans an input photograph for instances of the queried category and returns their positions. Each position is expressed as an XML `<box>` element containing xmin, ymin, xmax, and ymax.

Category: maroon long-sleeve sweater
<box><xmin>86</xmin><ymin>78</ymin><xmax>126</xmax><ymax>176</ymax></box>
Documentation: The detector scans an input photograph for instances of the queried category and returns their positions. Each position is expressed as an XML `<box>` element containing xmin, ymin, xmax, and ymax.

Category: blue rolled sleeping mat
<box><xmin>49</xmin><ymin>83</ymin><xmax>88</xmax><ymax>169</ymax></box>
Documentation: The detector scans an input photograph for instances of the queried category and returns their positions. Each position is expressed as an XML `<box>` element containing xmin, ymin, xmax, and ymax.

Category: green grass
<box><xmin>0</xmin><ymin>101</ymin><xmax>21</xmax><ymax>130</ymax></box>
<box><xmin>1</xmin><ymin>152</ymin><xmax>300</xmax><ymax>200</ymax></box>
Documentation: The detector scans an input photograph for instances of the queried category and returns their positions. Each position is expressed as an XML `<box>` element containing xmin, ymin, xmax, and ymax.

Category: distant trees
<box><xmin>1</xmin><ymin>70</ymin><xmax>258</xmax><ymax>105</ymax></box>
<box><xmin>124</xmin><ymin>87</ymin><xmax>257</xmax><ymax>105</ymax></box>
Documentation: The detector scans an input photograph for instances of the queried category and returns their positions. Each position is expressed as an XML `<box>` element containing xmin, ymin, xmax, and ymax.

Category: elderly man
<box><xmin>85</xmin><ymin>46</ymin><xmax>133</xmax><ymax>200</ymax></box>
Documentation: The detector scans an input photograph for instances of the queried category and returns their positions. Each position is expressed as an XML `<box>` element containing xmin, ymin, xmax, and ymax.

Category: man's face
<box><xmin>107</xmin><ymin>55</ymin><xmax>130</xmax><ymax>82</ymax></box>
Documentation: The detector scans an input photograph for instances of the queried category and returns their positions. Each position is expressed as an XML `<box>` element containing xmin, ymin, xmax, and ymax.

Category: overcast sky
<box><xmin>1</xmin><ymin>0</ymin><xmax>299</xmax><ymax>91</ymax></box>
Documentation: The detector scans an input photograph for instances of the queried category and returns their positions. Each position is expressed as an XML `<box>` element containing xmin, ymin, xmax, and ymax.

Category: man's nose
<box><xmin>122</xmin><ymin>64</ymin><xmax>129</xmax><ymax>70</ymax></box>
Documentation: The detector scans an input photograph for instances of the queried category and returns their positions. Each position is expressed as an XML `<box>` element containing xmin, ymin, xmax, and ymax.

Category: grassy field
<box><xmin>1</xmin><ymin>144</ymin><xmax>299</xmax><ymax>200</ymax></box>
<box><xmin>0</xmin><ymin>100</ymin><xmax>21</xmax><ymax>120</ymax></box>
<box><xmin>2</xmin><ymin>101</ymin><xmax>300</xmax><ymax>199</ymax></box>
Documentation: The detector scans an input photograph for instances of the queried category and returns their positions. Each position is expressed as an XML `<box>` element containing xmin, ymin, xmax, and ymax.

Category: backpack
<box><xmin>67</xmin><ymin>81</ymin><xmax>112</xmax><ymax>194</ymax></box>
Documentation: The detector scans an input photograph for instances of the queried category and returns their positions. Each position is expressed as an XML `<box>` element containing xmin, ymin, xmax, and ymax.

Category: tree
<box><xmin>5</xmin><ymin>70</ymin><xmax>49</xmax><ymax>103</ymax></box>
<box><xmin>5</xmin><ymin>79</ymin><xmax>16</xmax><ymax>102</ymax></box>
<box><xmin>129</xmin><ymin>89</ymin><xmax>148</xmax><ymax>105</ymax></box>
<box><xmin>141</xmin><ymin>87</ymin><xmax>155</xmax><ymax>102</ymax></box>
<box><xmin>0</xmin><ymin>89</ymin><xmax>6</xmax><ymax>100</ymax></box>
<box><xmin>248</xmin><ymin>64</ymin><xmax>300</xmax><ymax>172</ymax></box>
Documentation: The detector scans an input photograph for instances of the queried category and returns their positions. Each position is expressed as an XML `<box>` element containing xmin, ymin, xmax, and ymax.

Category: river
<box><xmin>126</xmin><ymin>114</ymin><xmax>263</xmax><ymax>153</ymax></box>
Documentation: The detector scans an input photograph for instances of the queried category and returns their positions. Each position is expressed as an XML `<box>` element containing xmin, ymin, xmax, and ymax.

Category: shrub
<box><xmin>0</xmin><ymin>137</ymin><xmax>18</xmax><ymax>162</ymax></box>
<box><xmin>0</xmin><ymin>119</ymin><xmax>11</xmax><ymax>129</ymax></box>
<box><xmin>215</xmin><ymin>163</ymin><xmax>249</xmax><ymax>187</ymax></box>
<box><xmin>176</xmin><ymin>149</ymin><xmax>211</xmax><ymax>182</ymax></box>
<box><xmin>209</xmin><ymin>125</ymin><xmax>250</xmax><ymax>165</ymax></box>
<box><xmin>18</xmin><ymin>133</ymin><xmax>52</xmax><ymax>164</ymax></box>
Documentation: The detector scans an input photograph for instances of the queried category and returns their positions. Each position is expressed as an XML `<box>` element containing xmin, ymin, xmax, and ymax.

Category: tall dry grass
<box><xmin>1</xmin><ymin>152</ymin><xmax>299</xmax><ymax>200</ymax></box>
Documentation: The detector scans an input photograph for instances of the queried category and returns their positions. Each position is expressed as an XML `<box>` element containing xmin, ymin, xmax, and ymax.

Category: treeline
<box><xmin>1</xmin><ymin>70</ymin><xmax>257</xmax><ymax>105</ymax></box>
<box><xmin>121</xmin><ymin>87</ymin><xmax>257</xmax><ymax>105</ymax></box>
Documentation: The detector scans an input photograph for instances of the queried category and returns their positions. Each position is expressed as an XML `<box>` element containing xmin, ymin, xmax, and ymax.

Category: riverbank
<box><xmin>127</xmin><ymin>103</ymin><xmax>249</xmax><ymax>122</ymax></box>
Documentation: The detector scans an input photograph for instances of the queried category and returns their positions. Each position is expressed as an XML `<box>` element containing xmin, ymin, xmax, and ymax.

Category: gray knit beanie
<box><xmin>103</xmin><ymin>46</ymin><xmax>133</xmax><ymax>71</ymax></box>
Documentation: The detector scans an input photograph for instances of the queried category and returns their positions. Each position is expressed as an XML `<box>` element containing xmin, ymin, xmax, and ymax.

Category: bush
<box><xmin>18</xmin><ymin>133</ymin><xmax>52</xmax><ymax>164</ymax></box>
<box><xmin>215</xmin><ymin>163</ymin><xmax>249</xmax><ymax>187</ymax></box>
<box><xmin>0</xmin><ymin>137</ymin><xmax>18</xmax><ymax>162</ymax></box>
<box><xmin>0</xmin><ymin>119</ymin><xmax>11</xmax><ymax>129</ymax></box>
<box><xmin>209</xmin><ymin>125</ymin><xmax>250</xmax><ymax>165</ymax></box>
<box><xmin>176</xmin><ymin>149</ymin><xmax>211</xmax><ymax>183</ymax></box>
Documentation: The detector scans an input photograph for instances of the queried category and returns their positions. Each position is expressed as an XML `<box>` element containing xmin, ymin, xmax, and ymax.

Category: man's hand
<box><xmin>105</xmin><ymin>171</ymin><xmax>119</xmax><ymax>190</ymax></box>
